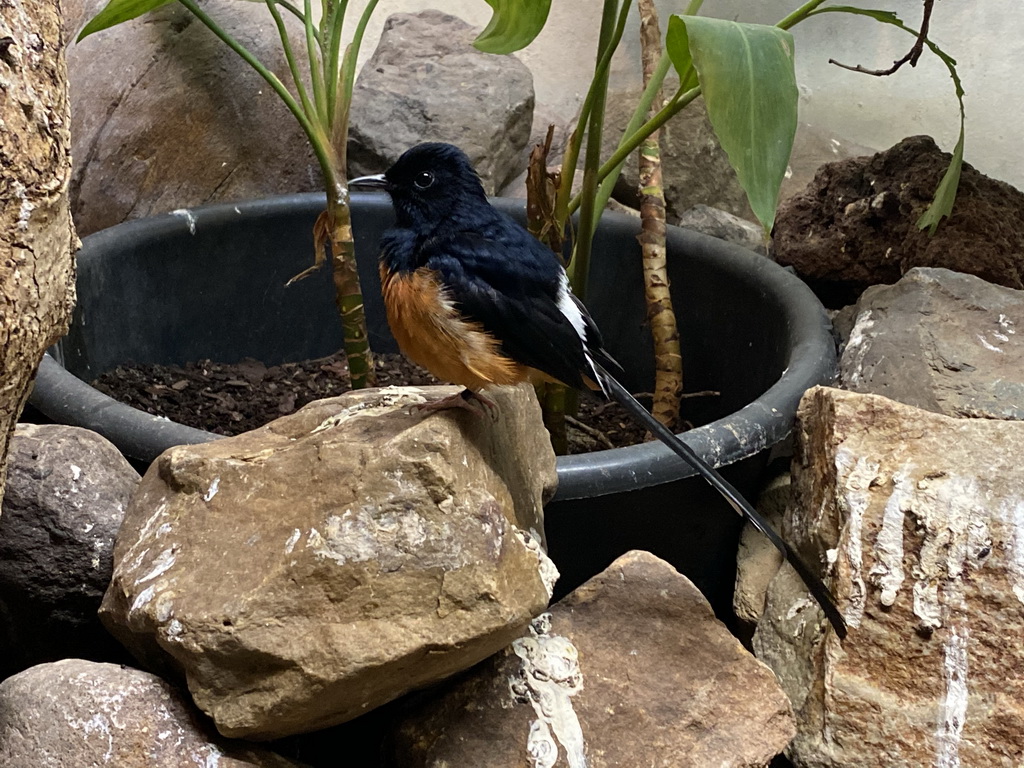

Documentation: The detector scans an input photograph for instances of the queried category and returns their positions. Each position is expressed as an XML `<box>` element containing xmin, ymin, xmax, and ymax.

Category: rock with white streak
<box><xmin>393</xmin><ymin>551</ymin><xmax>795</xmax><ymax>768</ymax></box>
<box><xmin>755</xmin><ymin>386</ymin><xmax>1024</xmax><ymax>768</ymax></box>
<box><xmin>0</xmin><ymin>425</ymin><xmax>138</xmax><ymax>678</ymax></box>
<box><xmin>0</xmin><ymin>659</ymin><xmax>301</xmax><ymax>767</ymax></box>
<box><xmin>837</xmin><ymin>267</ymin><xmax>1024</xmax><ymax>420</ymax></box>
<box><xmin>100</xmin><ymin>384</ymin><xmax>557</xmax><ymax>740</ymax></box>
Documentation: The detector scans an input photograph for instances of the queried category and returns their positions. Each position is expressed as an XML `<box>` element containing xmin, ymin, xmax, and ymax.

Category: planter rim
<box><xmin>31</xmin><ymin>193</ymin><xmax>835</xmax><ymax>501</ymax></box>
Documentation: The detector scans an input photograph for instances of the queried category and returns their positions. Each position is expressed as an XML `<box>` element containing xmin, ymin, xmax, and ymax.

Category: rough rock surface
<box><xmin>348</xmin><ymin>11</ymin><xmax>534</xmax><ymax>195</ymax></box>
<box><xmin>0</xmin><ymin>659</ymin><xmax>301</xmax><ymax>767</ymax></box>
<box><xmin>0</xmin><ymin>425</ymin><xmax>138</xmax><ymax>678</ymax></box>
<box><xmin>601</xmin><ymin>89</ymin><xmax>752</xmax><ymax>223</ymax></box>
<box><xmin>394</xmin><ymin>550</ymin><xmax>795</xmax><ymax>768</ymax></box>
<box><xmin>835</xmin><ymin>267</ymin><xmax>1024</xmax><ymax>420</ymax></box>
<box><xmin>676</xmin><ymin>204</ymin><xmax>768</xmax><ymax>256</ymax></box>
<box><xmin>100</xmin><ymin>384</ymin><xmax>557</xmax><ymax>740</ymax></box>
<box><xmin>733</xmin><ymin>473</ymin><xmax>788</xmax><ymax>629</ymax></box>
<box><xmin>774</xmin><ymin>135</ymin><xmax>1024</xmax><ymax>307</ymax></box>
<box><xmin>65</xmin><ymin>0</ymin><xmax>319</xmax><ymax>236</ymax></box>
<box><xmin>755</xmin><ymin>386</ymin><xmax>1024</xmax><ymax>768</ymax></box>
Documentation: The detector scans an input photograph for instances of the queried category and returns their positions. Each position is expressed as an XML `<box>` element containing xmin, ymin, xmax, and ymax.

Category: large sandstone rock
<box><xmin>774</xmin><ymin>135</ymin><xmax>1024</xmax><ymax>307</ymax></box>
<box><xmin>0</xmin><ymin>660</ymin><xmax>301</xmax><ymax>767</ymax></box>
<box><xmin>0</xmin><ymin>425</ymin><xmax>138</xmax><ymax>678</ymax></box>
<box><xmin>394</xmin><ymin>551</ymin><xmax>795</xmax><ymax>768</ymax></box>
<box><xmin>733</xmin><ymin>472</ymin><xmax>787</xmax><ymax>630</ymax></box>
<box><xmin>755</xmin><ymin>386</ymin><xmax>1024</xmax><ymax>767</ymax></box>
<box><xmin>836</xmin><ymin>267</ymin><xmax>1024</xmax><ymax>419</ymax></box>
<box><xmin>100</xmin><ymin>384</ymin><xmax>557</xmax><ymax>740</ymax></box>
<box><xmin>348</xmin><ymin>10</ymin><xmax>534</xmax><ymax>195</ymax></box>
<box><xmin>66</xmin><ymin>0</ymin><xmax>319</xmax><ymax>235</ymax></box>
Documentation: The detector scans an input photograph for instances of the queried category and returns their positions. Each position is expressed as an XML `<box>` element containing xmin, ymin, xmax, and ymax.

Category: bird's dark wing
<box><xmin>419</xmin><ymin>225</ymin><xmax>598</xmax><ymax>389</ymax></box>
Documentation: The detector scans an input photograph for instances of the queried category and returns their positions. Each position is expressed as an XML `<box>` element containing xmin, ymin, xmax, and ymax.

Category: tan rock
<box><xmin>100</xmin><ymin>384</ymin><xmax>557</xmax><ymax>740</ymax></box>
<box><xmin>0</xmin><ymin>659</ymin><xmax>301</xmax><ymax>767</ymax></box>
<box><xmin>733</xmin><ymin>472</ymin><xmax>787</xmax><ymax>628</ymax></box>
<box><xmin>755</xmin><ymin>386</ymin><xmax>1024</xmax><ymax>767</ymax></box>
<box><xmin>394</xmin><ymin>550</ymin><xmax>795</xmax><ymax>768</ymax></box>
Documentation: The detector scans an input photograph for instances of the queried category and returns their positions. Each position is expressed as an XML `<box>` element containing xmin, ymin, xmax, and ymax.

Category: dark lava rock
<box><xmin>773</xmin><ymin>135</ymin><xmax>1024</xmax><ymax>307</ymax></box>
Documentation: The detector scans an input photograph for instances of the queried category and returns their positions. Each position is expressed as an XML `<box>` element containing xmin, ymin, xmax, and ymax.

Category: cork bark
<box><xmin>0</xmin><ymin>0</ymin><xmax>78</xmax><ymax>510</ymax></box>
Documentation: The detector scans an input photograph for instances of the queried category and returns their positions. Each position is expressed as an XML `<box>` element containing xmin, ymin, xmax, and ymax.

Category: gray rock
<box><xmin>100</xmin><ymin>384</ymin><xmax>557</xmax><ymax>740</ymax></box>
<box><xmin>66</xmin><ymin>0</ymin><xmax>319</xmax><ymax>236</ymax></box>
<box><xmin>756</xmin><ymin>386</ymin><xmax>1024</xmax><ymax>768</ymax></box>
<box><xmin>675</xmin><ymin>204</ymin><xmax>768</xmax><ymax>256</ymax></box>
<box><xmin>0</xmin><ymin>425</ymin><xmax>139</xmax><ymax>678</ymax></box>
<box><xmin>393</xmin><ymin>551</ymin><xmax>795</xmax><ymax>768</ymax></box>
<box><xmin>0</xmin><ymin>659</ymin><xmax>301</xmax><ymax>767</ymax></box>
<box><xmin>348</xmin><ymin>10</ymin><xmax>534</xmax><ymax>195</ymax></box>
<box><xmin>837</xmin><ymin>267</ymin><xmax>1024</xmax><ymax>419</ymax></box>
<box><xmin>601</xmin><ymin>89</ymin><xmax>753</xmax><ymax>223</ymax></box>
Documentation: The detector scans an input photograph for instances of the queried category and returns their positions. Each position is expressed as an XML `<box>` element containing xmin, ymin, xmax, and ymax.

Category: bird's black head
<box><xmin>380</xmin><ymin>143</ymin><xmax>488</xmax><ymax>229</ymax></box>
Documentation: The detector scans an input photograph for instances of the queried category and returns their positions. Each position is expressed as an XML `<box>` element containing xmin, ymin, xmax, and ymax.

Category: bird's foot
<box><xmin>415</xmin><ymin>389</ymin><xmax>499</xmax><ymax>421</ymax></box>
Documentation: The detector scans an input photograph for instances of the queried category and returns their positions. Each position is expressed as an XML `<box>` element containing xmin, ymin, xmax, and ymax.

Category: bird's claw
<box><xmin>414</xmin><ymin>389</ymin><xmax>499</xmax><ymax>421</ymax></box>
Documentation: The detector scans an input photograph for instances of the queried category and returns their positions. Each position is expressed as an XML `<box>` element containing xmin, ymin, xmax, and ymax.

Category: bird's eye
<box><xmin>414</xmin><ymin>171</ymin><xmax>435</xmax><ymax>189</ymax></box>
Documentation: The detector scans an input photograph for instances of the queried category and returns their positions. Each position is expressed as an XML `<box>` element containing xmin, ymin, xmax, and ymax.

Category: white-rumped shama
<box><xmin>351</xmin><ymin>142</ymin><xmax>846</xmax><ymax>639</ymax></box>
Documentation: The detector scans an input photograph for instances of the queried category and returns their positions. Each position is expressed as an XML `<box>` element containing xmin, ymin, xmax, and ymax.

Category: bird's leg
<box><xmin>415</xmin><ymin>388</ymin><xmax>499</xmax><ymax>420</ymax></box>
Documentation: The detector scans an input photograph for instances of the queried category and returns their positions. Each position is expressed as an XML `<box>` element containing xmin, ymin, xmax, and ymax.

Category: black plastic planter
<box><xmin>30</xmin><ymin>194</ymin><xmax>835</xmax><ymax>615</ymax></box>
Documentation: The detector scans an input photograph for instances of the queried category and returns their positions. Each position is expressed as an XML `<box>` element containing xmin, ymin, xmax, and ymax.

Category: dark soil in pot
<box><xmin>90</xmin><ymin>352</ymin><xmax>654</xmax><ymax>451</ymax></box>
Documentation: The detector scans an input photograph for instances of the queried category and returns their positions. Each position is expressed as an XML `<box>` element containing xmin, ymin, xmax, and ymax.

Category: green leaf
<box><xmin>807</xmin><ymin>6</ymin><xmax>965</xmax><ymax>234</ymax></box>
<box><xmin>77</xmin><ymin>0</ymin><xmax>174</xmax><ymax>41</ymax></box>
<box><xmin>473</xmin><ymin>0</ymin><xmax>551</xmax><ymax>55</ymax></box>
<box><xmin>665</xmin><ymin>15</ymin><xmax>697</xmax><ymax>91</ymax></box>
<box><xmin>671</xmin><ymin>16</ymin><xmax>798</xmax><ymax>231</ymax></box>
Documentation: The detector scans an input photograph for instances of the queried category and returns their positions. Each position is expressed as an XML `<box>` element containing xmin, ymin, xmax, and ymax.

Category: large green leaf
<box><xmin>807</xmin><ymin>6</ymin><xmax>965</xmax><ymax>234</ymax></box>
<box><xmin>473</xmin><ymin>0</ymin><xmax>551</xmax><ymax>55</ymax></box>
<box><xmin>77</xmin><ymin>0</ymin><xmax>174</xmax><ymax>41</ymax></box>
<box><xmin>669</xmin><ymin>16</ymin><xmax>798</xmax><ymax>232</ymax></box>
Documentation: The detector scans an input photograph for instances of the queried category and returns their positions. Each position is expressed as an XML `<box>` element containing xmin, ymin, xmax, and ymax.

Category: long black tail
<box><xmin>593</xmin><ymin>363</ymin><xmax>847</xmax><ymax>639</ymax></box>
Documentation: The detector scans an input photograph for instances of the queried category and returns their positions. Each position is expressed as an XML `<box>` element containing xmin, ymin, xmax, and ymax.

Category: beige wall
<box><xmin>344</xmin><ymin>1</ymin><xmax>1023</xmax><ymax>188</ymax></box>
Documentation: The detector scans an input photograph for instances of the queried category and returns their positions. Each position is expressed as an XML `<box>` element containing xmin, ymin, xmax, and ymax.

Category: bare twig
<box><xmin>830</xmin><ymin>0</ymin><xmax>934</xmax><ymax>76</ymax></box>
<box><xmin>566</xmin><ymin>415</ymin><xmax>617</xmax><ymax>450</ymax></box>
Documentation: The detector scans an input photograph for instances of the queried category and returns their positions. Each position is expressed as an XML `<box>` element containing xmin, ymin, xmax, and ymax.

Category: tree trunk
<box><xmin>0</xmin><ymin>0</ymin><xmax>77</xmax><ymax>510</ymax></box>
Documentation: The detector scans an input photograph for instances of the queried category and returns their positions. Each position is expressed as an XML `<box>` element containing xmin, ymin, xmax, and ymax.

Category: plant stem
<box><xmin>303</xmin><ymin>0</ymin><xmax>328</xmax><ymax>121</ymax></box>
<box><xmin>637</xmin><ymin>0</ymin><xmax>682</xmax><ymax>432</ymax></box>
<box><xmin>265</xmin><ymin>0</ymin><xmax>317</xmax><ymax>121</ymax></box>
<box><xmin>568</xmin><ymin>84</ymin><xmax>701</xmax><ymax>217</ymax></box>
<box><xmin>568</xmin><ymin>0</ymin><xmax>632</xmax><ymax>297</ymax></box>
<box><xmin>324</xmin><ymin>0</ymin><xmax>347</xmax><ymax>123</ymax></box>
<box><xmin>776</xmin><ymin>0</ymin><xmax>832</xmax><ymax>30</ymax></box>
<box><xmin>555</xmin><ymin>0</ymin><xmax>631</xmax><ymax>229</ymax></box>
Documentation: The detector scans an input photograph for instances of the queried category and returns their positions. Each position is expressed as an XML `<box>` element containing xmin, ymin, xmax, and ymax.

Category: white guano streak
<box><xmin>837</xmin><ymin>450</ymin><xmax>879</xmax><ymax>628</ymax></box>
<box><xmin>998</xmin><ymin>498</ymin><xmax>1024</xmax><ymax>605</ymax></box>
<box><xmin>934</xmin><ymin>625</ymin><xmax>969</xmax><ymax>768</ymax></box>
<box><xmin>511</xmin><ymin>616</ymin><xmax>588</xmax><ymax>768</ymax></box>
<box><xmin>870</xmin><ymin>467</ymin><xmax>911</xmax><ymax>607</ymax></box>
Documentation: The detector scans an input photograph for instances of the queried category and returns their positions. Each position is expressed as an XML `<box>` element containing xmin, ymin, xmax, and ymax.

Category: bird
<box><xmin>350</xmin><ymin>142</ymin><xmax>847</xmax><ymax>639</ymax></box>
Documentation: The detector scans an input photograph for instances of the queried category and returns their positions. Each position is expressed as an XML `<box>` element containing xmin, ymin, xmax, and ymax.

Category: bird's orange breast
<box><xmin>380</xmin><ymin>265</ymin><xmax>530</xmax><ymax>391</ymax></box>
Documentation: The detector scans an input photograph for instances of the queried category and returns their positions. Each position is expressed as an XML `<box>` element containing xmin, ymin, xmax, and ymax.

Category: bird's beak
<box><xmin>348</xmin><ymin>173</ymin><xmax>388</xmax><ymax>190</ymax></box>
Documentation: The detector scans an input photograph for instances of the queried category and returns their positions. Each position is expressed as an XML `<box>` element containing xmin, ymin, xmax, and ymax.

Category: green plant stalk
<box><xmin>567</xmin><ymin>0</ymin><xmax>633</xmax><ymax>296</ymax></box>
<box><xmin>324</xmin><ymin>0</ymin><xmax>347</xmax><ymax>121</ymax></box>
<box><xmin>335</xmin><ymin>0</ymin><xmax>379</xmax><ymax>138</ymax></box>
<box><xmin>177</xmin><ymin>0</ymin><xmax>376</xmax><ymax>388</ymax></box>
<box><xmin>555</xmin><ymin>0</ymin><xmax>632</xmax><ymax>229</ymax></box>
<box><xmin>303</xmin><ymin>0</ymin><xmax>328</xmax><ymax>121</ymax></box>
<box><xmin>589</xmin><ymin>49</ymin><xmax>673</xmax><ymax>240</ymax></box>
<box><xmin>265</xmin><ymin>0</ymin><xmax>317</xmax><ymax>121</ymax></box>
<box><xmin>568</xmin><ymin>84</ymin><xmax>701</xmax><ymax>217</ymax></box>
<box><xmin>777</xmin><ymin>0</ymin><xmax>832</xmax><ymax>30</ymax></box>
<box><xmin>274</xmin><ymin>0</ymin><xmax>306</xmax><ymax>23</ymax></box>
